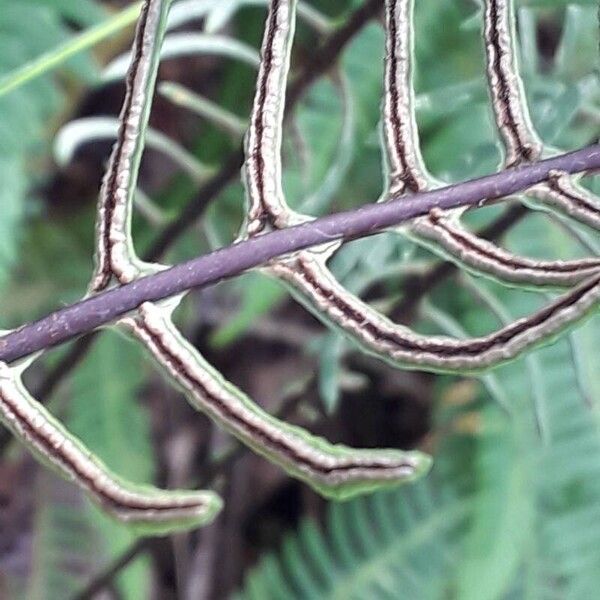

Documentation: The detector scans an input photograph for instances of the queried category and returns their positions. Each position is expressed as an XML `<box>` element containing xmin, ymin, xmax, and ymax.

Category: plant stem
<box><xmin>1</xmin><ymin>143</ymin><xmax>599</xmax><ymax>365</ymax></box>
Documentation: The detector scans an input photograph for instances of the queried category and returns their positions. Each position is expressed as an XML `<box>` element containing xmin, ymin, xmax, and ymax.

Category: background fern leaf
<box><xmin>0</xmin><ymin>0</ymin><xmax>100</xmax><ymax>287</ymax></box>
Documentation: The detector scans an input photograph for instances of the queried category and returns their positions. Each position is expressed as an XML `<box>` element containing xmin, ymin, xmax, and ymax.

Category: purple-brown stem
<box><xmin>1</xmin><ymin>143</ymin><xmax>599</xmax><ymax>364</ymax></box>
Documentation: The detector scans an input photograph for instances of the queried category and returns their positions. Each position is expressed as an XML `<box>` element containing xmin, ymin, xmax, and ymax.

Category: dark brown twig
<box><xmin>393</xmin><ymin>204</ymin><xmax>528</xmax><ymax>319</ymax></box>
<box><xmin>71</xmin><ymin>380</ymin><xmax>311</xmax><ymax>600</ymax></box>
<box><xmin>71</xmin><ymin>538</ymin><xmax>150</xmax><ymax>600</ymax></box>
<box><xmin>146</xmin><ymin>0</ymin><xmax>385</xmax><ymax>259</ymax></box>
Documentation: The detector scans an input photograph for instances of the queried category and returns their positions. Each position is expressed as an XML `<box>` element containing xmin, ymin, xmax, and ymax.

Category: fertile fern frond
<box><xmin>0</xmin><ymin>0</ymin><xmax>599</xmax><ymax>544</ymax></box>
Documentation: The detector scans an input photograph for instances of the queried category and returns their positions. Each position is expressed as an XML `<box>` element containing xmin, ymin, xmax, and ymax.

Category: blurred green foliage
<box><xmin>0</xmin><ymin>0</ymin><xmax>103</xmax><ymax>288</ymax></box>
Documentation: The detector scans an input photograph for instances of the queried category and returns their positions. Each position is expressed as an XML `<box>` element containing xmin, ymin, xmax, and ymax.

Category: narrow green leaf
<box><xmin>0</xmin><ymin>2</ymin><xmax>142</xmax><ymax>98</ymax></box>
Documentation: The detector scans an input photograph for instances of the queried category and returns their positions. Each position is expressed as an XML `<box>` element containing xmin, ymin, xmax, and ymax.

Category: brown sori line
<box><xmin>138</xmin><ymin>319</ymin><xmax>413</xmax><ymax>475</ymax></box>
<box><xmin>487</xmin><ymin>0</ymin><xmax>535</xmax><ymax>164</ymax></box>
<box><xmin>0</xmin><ymin>390</ymin><xmax>203</xmax><ymax>514</ymax></box>
<box><xmin>427</xmin><ymin>212</ymin><xmax>600</xmax><ymax>274</ymax></box>
<box><xmin>95</xmin><ymin>0</ymin><xmax>152</xmax><ymax>292</ymax></box>
<box><xmin>546</xmin><ymin>176</ymin><xmax>600</xmax><ymax>217</ymax></box>
<box><xmin>294</xmin><ymin>257</ymin><xmax>600</xmax><ymax>358</ymax></box>
<box><xmin>249</xmin><ymin>0</ymin><xmax>284</xmax><ymax>235</ymax></box>
<box><xmin>386</xmin><ymin>0</ymin><xmax>422</xmax><ymax>193</ymax></box>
